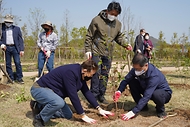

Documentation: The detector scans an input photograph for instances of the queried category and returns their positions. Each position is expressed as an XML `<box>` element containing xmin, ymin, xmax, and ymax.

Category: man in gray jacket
<box><xmin>84</xmin><ymin>1</ymin><xmax>132</xmax><ymax>104</ymax></box>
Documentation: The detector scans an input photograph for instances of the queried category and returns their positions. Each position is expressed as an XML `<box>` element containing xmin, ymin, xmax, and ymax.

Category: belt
<box><xmin>6</xmin><ymin>44</ymin><xmax>15</xmax><ymax>46</ymax></box>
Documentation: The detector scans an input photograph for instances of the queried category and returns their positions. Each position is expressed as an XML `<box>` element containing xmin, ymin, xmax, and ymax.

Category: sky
<box><xmin>1</xmin><ymin>0</ymin><xmax>190</xmax><ymax>43</ymax></box>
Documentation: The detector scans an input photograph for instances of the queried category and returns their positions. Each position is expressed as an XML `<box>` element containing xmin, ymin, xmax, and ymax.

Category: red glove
<box><xmin>126</xmin><ymin>44</ymin><xmax>132</xmax><ymax>51</ymax></box>
<box><xmin>113</xmin><ymin>91</ymin><xmax>121</xmax><ymax>102</ymax></box>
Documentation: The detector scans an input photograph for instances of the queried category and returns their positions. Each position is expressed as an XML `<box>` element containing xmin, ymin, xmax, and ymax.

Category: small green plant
<box><xmin>15</xmin><ymin>87</ymin><xmax>29</xmax><ymax>103</ymax></box>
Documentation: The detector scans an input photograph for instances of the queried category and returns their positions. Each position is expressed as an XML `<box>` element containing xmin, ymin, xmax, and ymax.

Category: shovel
<box><xmin>34</xmin><ymin>58</ymin><xmax>48</xmax><ymax>82</ymax></box>
<box><xmin>0</xmin><ymin>50</ymin><xmax>13</xmax><ymax>84</ymax></box>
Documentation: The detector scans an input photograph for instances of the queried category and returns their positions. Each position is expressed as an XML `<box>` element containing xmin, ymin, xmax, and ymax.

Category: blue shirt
<box><xmin>37</xmin><ymin>64</ymin><xmax>99</xmax><ymax>114</ymax></box>
<box><xmin>118</xmin><ymin>63</ymin><xmax>172</xmax><ymax>114</ymax></box>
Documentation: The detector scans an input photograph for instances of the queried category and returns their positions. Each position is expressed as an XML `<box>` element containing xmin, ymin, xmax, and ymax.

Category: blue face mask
<box><xmin>135</xmin><ymin>70</ymin><xmax>145</xmax><ymax>76</ymax></box>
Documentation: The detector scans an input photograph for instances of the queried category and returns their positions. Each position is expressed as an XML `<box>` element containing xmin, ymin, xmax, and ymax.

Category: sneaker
<box><xmin>157</xmin><ymin>111</ymin><xmax>167</xmax><ymax>118</ymax></box>
<box><xmin>33</xmin><ymin>116</ymin><xmax>45</xmax><ymax>127</ymax></box>
<box><xmin>30</xmin><ymin>100</ymin><xmax>41</xmax><ymax>117</ymax></box>
<box><xmin>16</xmin><ymin>79</ymin><xmax>24</xmax><ymax>84</ymax></box>
<box><xmin>98</xmin><ymin>96</ymin><xmax>109</xmax><ymax>105</ymax></box>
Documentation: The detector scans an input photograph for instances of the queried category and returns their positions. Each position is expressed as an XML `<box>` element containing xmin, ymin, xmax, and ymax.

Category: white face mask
<box><xmin>142</xmin><ymin>33</ymin><xmax>145</xmax><ymax>36</ymax></box>
<box><xmin>135</xmin><ymin>70</ymin><xmax>145</xmax><ymax>76</ymax></box>
<box><xmin>107</xmin><ymin>14</ymin><xmax>116</xmax><ymax>21</ymax></box>
<box><xmin>145</xmin><ymin>36</ymin><xmax>149</xmax><ymax>40</ymax></box>
<box><xmin>5</xmin><ymin>23</ymin><xmax>12</xmax><ymax>27</ymax></box>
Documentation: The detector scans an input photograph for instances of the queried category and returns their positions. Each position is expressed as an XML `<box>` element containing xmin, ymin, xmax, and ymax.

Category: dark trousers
<box><xmin>5</xmin><ymin>46</ymin><xmax>23</xmax><ymax>80</ymax></box>
<box><xmin>90</xmin><ymin>55</ymin><xmax>111</xmax><ymax>98</ymax></box>
<box><xmin>129</xmin><ymin>79</ymin><xmax>171</xmax><ymax>112</ymax></box>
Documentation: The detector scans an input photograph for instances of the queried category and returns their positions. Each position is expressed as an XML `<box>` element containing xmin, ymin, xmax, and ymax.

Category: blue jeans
<box><xmin>90</xmin><ymin>54</ymin><xmax>112</xmax><ymax>98</ymax></box>
<box><xmin>38</xmin><ymin>51</ymin><xmax>54</xmax><ymax>77</ymax></box>
<box><xmin>5</xmin><ymin>46</ymin><xmax>23</xmax><ymax>80</ymax></box>
<box><xmin>30</xmin><ymin>86</ymin><xmax>73</xmax><ymax>123</ymax></box>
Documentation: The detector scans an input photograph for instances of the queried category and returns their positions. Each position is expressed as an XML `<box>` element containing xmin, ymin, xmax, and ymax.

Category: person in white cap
<box><xmin>37</xmin><ymin>21</ymin><xmax>58</xmax><ymax>77</ymax></box>
<box><xmin>0</xmin><ymin>14</ymin><xmax>25</xmax><ymax>84</ymax></box>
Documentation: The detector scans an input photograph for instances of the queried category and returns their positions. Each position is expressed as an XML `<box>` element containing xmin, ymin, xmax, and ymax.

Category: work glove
<box><xmin>46</xmin><ymin>50</ymin><xmax>51</xmax><ymax>58</ymax></box>
<box><xmin>121</xmin><ymin>111</ymin><xmax>135</xmax><ymax>121</ymax></box>
<box><xmin>137</xmin><ymin>49</ymin><xmax>141</xmax><ymax>53</ymax></box>
<box><xmin>20</xmin><ymin>51</ymin><xmax>24</xmax><ymax>57</ymax></box>
<box><xmin>126</xmin><ymin>44</ymin><xmax>132</xmax><ymax>51</ymax></box>
<box><xmin>1</xmin><ymin>44</ymin><xmax>6</xmax><ymax>50</ymax></box>
<box><xmin>113</xmin><ymin>90</ymin><xmax>121</xmax><ymax>102</ymax></box>
<box><xmin>40</xmin><ymin>47</ymin><xmax>44</xmax><ymax>51</ymax></box>
<box><xmin>99</xmin><ymin>108</ymin><xmax>114</xmax><ymax>118</ymax></box>
<box><xmin>85</xmin><ymin>52</ymin><xmax>92</xmax><ymax>59</ymax></box>
<box><xmin>81</xmin><ymin>114</ymin><xmax>96</xmax><ymax>124</ymax></box>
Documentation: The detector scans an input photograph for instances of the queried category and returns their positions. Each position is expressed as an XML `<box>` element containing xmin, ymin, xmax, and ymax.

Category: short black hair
<box><xmin>145</xmin><ymin>33</ymin><xmax>149</xmax><ymax>36</ymax></box>
<box><xmin>107</xmin><ymin>1</ymin><xmax>122</xmax><ymax>14</ymax></box>
<box><xmin>140</xmin><ymin>29</ymin><xmax>145</xmax><ymax>32</ymax></box>
<box><xmin>132</xmin><ymin>53</ymin><xmax>148</xmax><ymax>67</ymax></box>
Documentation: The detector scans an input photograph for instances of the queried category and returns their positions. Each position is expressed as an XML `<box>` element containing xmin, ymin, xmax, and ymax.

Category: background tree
<box><xmin>28</xmin><ymin>8</ymin><xmax>45</xmax><ymax>44</ymax></box>
<box><xmin>70</xmin><ymin>26</ymin><xmax>87</xmax><ymax>47</ymax></box>
<box><xmin>60</xmin><ymin>9</ymin><xmax>71</xmax><ymax>46</ymax></box>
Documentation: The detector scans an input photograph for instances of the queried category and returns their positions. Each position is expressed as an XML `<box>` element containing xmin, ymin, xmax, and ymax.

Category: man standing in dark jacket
<box><xmin>84</xmin><ymin>1</ymin><xmax>132</xmax><ymax>104</ymax></box>
<box><xmin>0</xmin><ymin>14</ymin><xmax>24</xmax><ymax>84</ymax></box>
<box><xmin>30</xmin><ymin>60</ymin><xmax>114</xmax><ymax>126</ymax></box>
<box><xmin>113</xmin><ymin>53</ymin><xmax>172</xmax><ymax>121</ymax></box>
<box><xmin>133</xmin><ymin>29</ymin><xmax>146</xmax><ymax>53</ymax></box>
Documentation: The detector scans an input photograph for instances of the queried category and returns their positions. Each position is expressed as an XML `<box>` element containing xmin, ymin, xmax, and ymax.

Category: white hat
<box><xmin>4</xmin><ymin>14</ymin><xmax>14</xmax><ymax>23</ymax></box>
<box><xmin>41</xmin><ymin>21</ymin><xmax>53</xmax><ymax>29</ymax></box>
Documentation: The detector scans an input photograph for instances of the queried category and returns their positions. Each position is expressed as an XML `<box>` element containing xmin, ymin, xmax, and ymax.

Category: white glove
<box><xmin>20</xmin><ymin>51</ymin><xmax>24</xmax><ymax>56</ymax></box>
<box><xmin>121</xmin><ymin>111</ymin><xmax>135</xmax><ymax>121</ymax></box>
<box><xmin>137</xmin><ymin>49</ymin><xmax>141</xmax><ymax>53</ymax></box>
<box><xmin>1</xmin><ymin>44</ymin><xmax>6</xmax><ymax>50</ymax></box>
<box><xmin>85</xmin><ymin>52</ymin><xmax>92</xmax><ymax>59</ymax></box>
<box><xmin>99</xmin><ymin>108</ymin><xmax>114</xmax><ymax>118</ymax></box>
<box><xmin>41</xmin><ymin>47</ymin><xmax>44</xmax><ymax>51</ymax></box>
<box><xmin>81</xmin><ymin>115</ymin><xmax>96</xmax><ymax>124</ymax></box>
<box><xmin>46</xmin><ymin>50</ymin><xmax>51</xmax><ymax>58</ymax></box>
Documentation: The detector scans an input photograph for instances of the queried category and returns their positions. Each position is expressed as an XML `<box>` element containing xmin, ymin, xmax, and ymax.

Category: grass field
<box><xmin>0</xmin><ymin>68</ymin><xmax>190</xmax><ymax>127</ymax></box>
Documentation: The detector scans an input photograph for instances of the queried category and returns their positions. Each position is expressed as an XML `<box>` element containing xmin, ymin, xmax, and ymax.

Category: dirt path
<box><xmin>21</xmin><ymin>66</ymin><xmax>181</xmax><ymax>77</ymax></box>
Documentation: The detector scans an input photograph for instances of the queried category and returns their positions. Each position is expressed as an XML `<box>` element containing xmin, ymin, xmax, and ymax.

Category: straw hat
<box><xmin>4</xmin><ymin>14</ymin><xmax>14</xmax><ymax>23</ymax></box>
<box><xmin>41</xmin><ymin>21</ymin><xmax>53</xmax><ymax>29</ymax></box>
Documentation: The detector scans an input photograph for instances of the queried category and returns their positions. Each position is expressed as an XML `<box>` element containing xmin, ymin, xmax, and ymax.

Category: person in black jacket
<box><xmin>113</xmin><ymin>53</ymin><xmax>172</xmax><ymax>121</ymax></box>
<box><xmin>133</xmin><ymin>29</ymin><xmax>146</xmax><ymax>54</ymax></box>
<box><xmin>30</xmin><ymin>60</ymin><xmax>114</xmax><ymax>126</ymax></box>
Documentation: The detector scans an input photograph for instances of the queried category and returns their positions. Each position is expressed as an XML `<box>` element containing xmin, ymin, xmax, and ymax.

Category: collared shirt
<box><xmin>6</xmin><ymin>27</ymin><xmax>14</xmax><ymax>45</ymax></box>
<box><xmin>37</xmin><ymin>31</ymin><xmax>58</xmax><ymax>51</ymax></box>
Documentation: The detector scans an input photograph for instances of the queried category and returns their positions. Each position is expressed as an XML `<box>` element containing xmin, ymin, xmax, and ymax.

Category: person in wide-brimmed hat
<box><xmin>0</xmin><ymin>14</ymin><xmax>25</xmax><ymax>84</ymax></box>
<box><xmin>36</xmin><ymin>21</ymin><xmax>58</xmax><ymax>78</ymax></box>
<box><xmin>41</xmin><ymin>21</ymin><xmax>54</xmax><ymax>31</ymax></box>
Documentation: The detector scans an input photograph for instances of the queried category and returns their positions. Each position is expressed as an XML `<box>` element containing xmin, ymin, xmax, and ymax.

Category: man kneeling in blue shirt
<box><xmin>30</xmin><ymin>60</ymin><xmax>114</xmax><ymax>126</ymax></box>
<box><xmin>113</xmin><ymin>53</ymin><xmax>172</xmax><ymax>121</ymax></box>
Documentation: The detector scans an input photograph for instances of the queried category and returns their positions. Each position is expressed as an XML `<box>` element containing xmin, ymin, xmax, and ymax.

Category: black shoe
<box><xmin>98</xmin><ymin>96</ymin><xmax>109</xmax><ymax>105</ymax></box>
<box><xmin>157</xmin><ymin>111</ymin><xmax>167</xmax><ymax>118</ymax></box>
<box><xmin>30</xmin><ymin>100</ymin><xmax>40</xmax><ymax>117</ymax></box>
<box><xmin>141</xmin><ymin>105</ymin><xmax>149</xmax><ymax>111</ymax></box>
<box><xmin>33</xmin><ymin>116</ymin><xmax>45</xmax><ymax>127</ymax></box>
<box><xmin>16</xmin><ymin>79</ymin><xmax>24</xmax><ymax>84</ymax></box>
<box><xmin>7</xmin><ymin>80</ymin><xmax>14</xmax><ymax>84</ymax></box>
